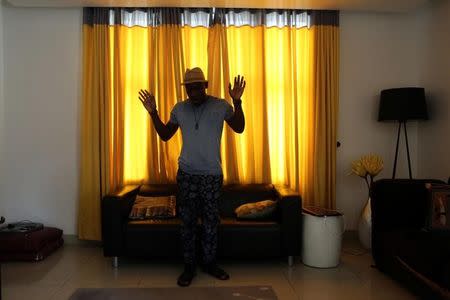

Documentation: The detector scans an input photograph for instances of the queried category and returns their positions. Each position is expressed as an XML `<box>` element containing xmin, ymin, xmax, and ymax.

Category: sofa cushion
<box><xmin>137</xmin><ymin>184</ymin><xmax>278</xmax><ymax>219</ymax></box>
<box><xmin>218</xmin><ymin>219</ymin><xmax>281</xmax><ymax>257</ymax></box>
<box><xmin>219</xmin><ymin>184</ymin><xmax>276</xmax><ymax>218</ymax></box>
<box><xmin>126</xmin><ymin>222</ymin><xmax>181</xmax><ymax>257</ymax></box>
<box><xmin>125</xmin><ymin>217</ymin><xmax>281</xmax><ymax>258</ymax></box>
<box><xmin>220</xmin><ymin>217</ymin><xmax>278</xmax><ymax>227</ymax></box>
<box><xmin>128</xmin><ymin>218</ymin><xmax>182</xmax><ymax>227</ymax></box>
<box><xmin>129</xmin><ymin>195</ymin><xmax>176</xmax><ymax>220</ymax></box>
<box><xmin>127</xmin><ymin>217</ymin><xmax>279</xmax><ymax>228</ymax></box>
<box><xmin>235</xmin><ymin>200</ymin><xmax>277</xmax><ymax>219</ymax></box>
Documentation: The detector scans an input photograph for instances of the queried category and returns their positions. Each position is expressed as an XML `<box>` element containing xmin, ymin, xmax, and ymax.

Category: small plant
<box><xmin>351</xmin><ymin>154</ymin><xmax>384</xmax><ymax>192</ymax></box>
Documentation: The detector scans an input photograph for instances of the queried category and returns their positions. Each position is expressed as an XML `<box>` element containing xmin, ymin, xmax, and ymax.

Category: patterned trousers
<box><xmin>176</xmin><ymin>169</ymin><xmax>223</xmax><ymax>265</ymax></box>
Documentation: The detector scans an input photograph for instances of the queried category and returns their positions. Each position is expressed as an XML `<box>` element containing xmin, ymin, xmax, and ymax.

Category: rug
<box><xmin>69</xmin><ymin>286</ymin><xmax>277</xmax><ymax>300</ymax></box>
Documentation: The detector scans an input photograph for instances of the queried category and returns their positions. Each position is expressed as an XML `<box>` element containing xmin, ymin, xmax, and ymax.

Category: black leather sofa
<box><xmin>371</xmin><ymin>179</ymin><xmax>450</xmax><ymax>300</ymax></box>
<box><xmin>101</xmin><ymin>183</ymin><xmax>302</xmax><ymax>267</ymax></box>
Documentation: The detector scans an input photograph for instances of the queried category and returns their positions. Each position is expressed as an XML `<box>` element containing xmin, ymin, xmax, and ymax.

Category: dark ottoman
<box><xmin>0</xmin><ymin>227</ymin><xmax>64</xmax><ymax>262</ymax></box>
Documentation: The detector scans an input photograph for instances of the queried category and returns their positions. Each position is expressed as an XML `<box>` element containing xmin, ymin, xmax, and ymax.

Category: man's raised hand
<box><xmin>228</xmin><ymin>75</ymin><xmax>246</xmax><ymax>103</ymax></box>
<box><xmin>139</xmin><ymin>89</ymin><xmax>157</xmax><ymax>114</ymax></box>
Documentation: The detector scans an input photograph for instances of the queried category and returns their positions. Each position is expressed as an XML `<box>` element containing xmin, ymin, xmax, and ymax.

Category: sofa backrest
<box><xmin>137</xmin><ymin>183</ymin><xmax>276</xmax><ymax>218</ymax></box>
<box><xmin>138</xmin><ymin>184</ymin><xmax>178</xmax><ymax>196</ymax></box>
<box><xmin>370</xmin><ymin>179</ymin><xmax>444</xmax><ymax>231</ymax></box>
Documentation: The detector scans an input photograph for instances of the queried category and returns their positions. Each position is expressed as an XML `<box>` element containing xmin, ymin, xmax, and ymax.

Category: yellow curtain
<box><xmin>79</xmin><ymin>9</ymin><xmax>339</xmax><ymax>240</ymax></box>
<box><xmin>220</xmin><ymin>25</ymin><xmax>273</xmax><ymax>184</ymax></box>
<box><xmin>111</xmin><ymin>24</ymin><xmax>210</xmax><ymax>185</ymax></box>
<box><xmin>309</xmin><ymin>24</ymin><xmax>340</xmax><ymax>208</ymax></box>
<box><xmin>207</xmin><ymin>24</ymin><xmax>240</xmax><ymax>182</ymax></box>
<box><xmin>218</xmin><ymin>23</ymin><xmax>339</xmax><ymax>209</ymax></box>
<box><xmin>110</xmin><ymin>24</ymin><xmax>185</xmax><ymax>185</ymax></box>
<box><xmin>110</xmin><ymin>24</ymin><xmax>214</xmax><ymax>184</ymax></box>
<box><xmin>79</xmin><ymin>22</ymin><xmax>121</xmax><ymax>241</ymax></box>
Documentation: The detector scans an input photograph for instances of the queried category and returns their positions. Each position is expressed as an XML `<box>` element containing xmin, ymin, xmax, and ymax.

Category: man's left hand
<box><xmin>228</xmin><ymin>75</ymin><xmax>246</xmax><ymax>104</ymax></box>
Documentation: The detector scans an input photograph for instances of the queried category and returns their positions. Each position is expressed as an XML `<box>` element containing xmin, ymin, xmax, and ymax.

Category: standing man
<box><xmin>138</xmin><ymin>67</ymin><xmax>245</xmax><ymax>287</ymax></box>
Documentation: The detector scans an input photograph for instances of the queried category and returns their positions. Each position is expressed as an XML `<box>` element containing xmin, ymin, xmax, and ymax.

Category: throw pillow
<box><xmin>235</xmin><ymin>200</ymin><xmax>277</xmax><ymax>219</ymax></box>
<box><xmin>129</xmin><ymin>195</ymin><xmax>176</xmax><ymax>220</ymax></box>
<box><xmin>425</xmin><ymin>183</ymin><xmax>450</xmax><ymax>231</ymax></box>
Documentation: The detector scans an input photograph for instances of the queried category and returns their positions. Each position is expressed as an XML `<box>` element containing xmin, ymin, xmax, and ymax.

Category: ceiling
<box><xmin>6</xmin><ymin>0</ymin><xmax>431</xmax><ymax>13</ymax></box>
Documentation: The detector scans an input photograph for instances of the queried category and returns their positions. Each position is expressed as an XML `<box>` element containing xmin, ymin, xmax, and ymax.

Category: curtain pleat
<box><xmin>153</xmin><ymin>24</ymin><xmax>185</xmax><ymax>182</ymax></box>
<box><xmin>110</xmin><ymin>26</ymin><xmax>125</xmax><ymax>191</ymax></box>
<box><xmin>207</xmin><ymin>23</ymin><xmax>239</xmax><ymax>183</ymax></box>
<box><xmin>222</xmin><ymin>25</ymin><xmax>273</xmax><ymax>183</ymax></box>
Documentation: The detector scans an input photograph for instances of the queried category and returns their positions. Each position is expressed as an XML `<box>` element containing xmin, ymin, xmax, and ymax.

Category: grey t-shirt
<box><xmin>169</xmin><ymin>96</ymin><xmax>234</xmax><ymax>175</ymax></box>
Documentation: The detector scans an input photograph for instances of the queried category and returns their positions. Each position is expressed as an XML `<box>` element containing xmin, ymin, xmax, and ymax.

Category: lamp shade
<box><xmin>378</xmin><ymin>87</ymin><xmax>428</xmax><ymax>121</ymax></box>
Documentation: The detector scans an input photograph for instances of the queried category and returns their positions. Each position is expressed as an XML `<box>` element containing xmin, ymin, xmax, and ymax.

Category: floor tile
<box><xmin>1</xmin><ymin>235</ymin><xmax>420</xmax><ymax>300</ymax></box>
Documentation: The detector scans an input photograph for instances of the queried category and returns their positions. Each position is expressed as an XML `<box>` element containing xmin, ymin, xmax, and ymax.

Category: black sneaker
<box><xmin>177</xmin><ymin>264</ymin><xmax>196</xmax><ymax>287</ymax></box>
<box><xmin>202</xmin><ymin>263</ymin><xmax>230</xmax><ymax>280</ymax></box>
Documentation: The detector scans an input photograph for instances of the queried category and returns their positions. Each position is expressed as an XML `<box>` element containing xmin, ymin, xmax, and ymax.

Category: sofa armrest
<box><xmin>274</xmin><ymin>184</ymin><xmax>302</xmax><ymax>256</ymax></box>
<box><xmin>101</xmin><ymin>185</ymin><xmax>140</xmax><ymax>257</ymax></box>
<box><xmin>370</xmin><ymin>179</ymin><xmax>445</xmax><ymax>269</ymax></box>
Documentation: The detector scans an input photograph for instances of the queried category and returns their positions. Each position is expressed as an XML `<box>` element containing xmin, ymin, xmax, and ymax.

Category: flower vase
<box><xmin>358</xmin><ymin>197</ymin><xmax>372</xmax><ymax>249</ymax></box>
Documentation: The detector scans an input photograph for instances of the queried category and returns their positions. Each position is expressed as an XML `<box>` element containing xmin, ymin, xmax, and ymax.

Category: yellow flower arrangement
<box><xmin>351</xmin><ymin>154</ymin><xmax>384</xmax><ymax>191</ymax></box>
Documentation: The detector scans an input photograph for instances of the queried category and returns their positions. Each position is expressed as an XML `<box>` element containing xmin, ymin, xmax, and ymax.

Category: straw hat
<box><xmin>181</xmin><ymin>67</ymin><xmax>208</xmax><ymax>85</ymax></box>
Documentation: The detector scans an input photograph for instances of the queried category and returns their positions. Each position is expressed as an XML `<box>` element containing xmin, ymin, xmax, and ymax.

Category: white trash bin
<box><xmin>301</xmin><ymin>206</ymin><xmax>344</xmax><ymax>268</ymax></box>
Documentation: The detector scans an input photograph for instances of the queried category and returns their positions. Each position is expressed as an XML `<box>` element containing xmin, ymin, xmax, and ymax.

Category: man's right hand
<box><xmin>139</xmin><ymin>89</ymin><xmax>157</xmax><ymax>114</ymax></box>
<box><xmin>138</xmin><ymin>89</ymin><xmax>179</xmax><ymax>141</ymax></box>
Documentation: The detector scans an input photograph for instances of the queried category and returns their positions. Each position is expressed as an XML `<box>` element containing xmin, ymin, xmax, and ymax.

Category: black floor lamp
<box><xmin>378</xmin><ymin>87</ymin><xmax>428</xmax><ymax>179</ymax></box>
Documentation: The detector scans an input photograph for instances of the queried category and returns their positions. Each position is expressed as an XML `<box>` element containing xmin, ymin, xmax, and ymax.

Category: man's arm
<box><xmin>226</xmin><ymin>75</ymin><xmax>246</xmax><ymax>134</ymax></box>
<box><xmin>226</xmin><ymin>101</ymin><xmax>245</xmax><ymax>133</ymax></box>
<box><xmin>139</xmin><ymin>89</ymin><xmax>179</xmax><ymax>142</ymax></box>
<box><xmin>149</xmin><ymin>111</ymin><xmax>179</xmax><ymax>141</ymax></box>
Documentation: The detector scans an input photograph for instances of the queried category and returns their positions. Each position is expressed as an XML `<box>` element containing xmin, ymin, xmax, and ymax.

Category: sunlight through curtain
<box><xmin>79</xmin><ymin>8</ymin><xmax>339</xmax><ymax>240</ymax></box>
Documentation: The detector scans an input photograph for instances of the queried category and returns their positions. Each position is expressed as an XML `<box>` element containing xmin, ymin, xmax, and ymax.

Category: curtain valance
<box><xmin>83</xmin><ymin>7</ymin><xmax>338</xmax><ymax>28</ymax></box>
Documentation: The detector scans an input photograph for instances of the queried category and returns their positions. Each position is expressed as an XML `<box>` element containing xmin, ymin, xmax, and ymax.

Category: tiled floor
<box><xmin>2</xmin><ymin>234</ymin><xmax>417</xmax><ymax>300</ymax></box>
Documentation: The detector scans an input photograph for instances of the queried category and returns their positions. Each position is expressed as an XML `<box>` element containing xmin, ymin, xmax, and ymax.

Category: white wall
<box><xmin>337</xmin><ymin>11</ymin><xmax>425</xmax><ymax>229</ymax></box>
<box><xmin>0</xmin><ymin>1</ymin><xmax>5</xmax><ymax>219</ymax></box>
<box><xmin>1</xmin><ymin>5</ymin><xmax>81</xmax><ymax>233</ymax></box>
<box><xmin>418</xmin><ymin>0</ymin><xmax>450</xmax><ymax>181</ymax></box>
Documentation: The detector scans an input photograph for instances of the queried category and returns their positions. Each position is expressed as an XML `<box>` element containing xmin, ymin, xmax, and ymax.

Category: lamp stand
<box><xmin>392</xmin><ymin>121</ymin><xmax>412</xmax><ymax>179</ymax></box>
